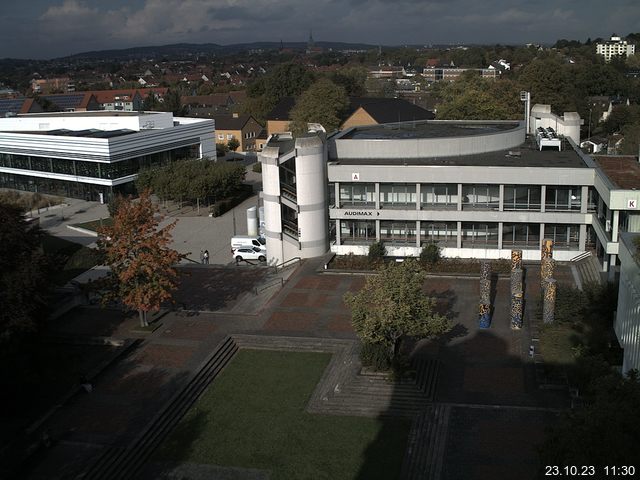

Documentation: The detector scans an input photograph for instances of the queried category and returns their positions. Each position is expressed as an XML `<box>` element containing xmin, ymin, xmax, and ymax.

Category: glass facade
<box><xmin>503</xmin><ymin>185</ymin><xmax>541</xmax><ymax>211</ymax></box>
<box><xmin>545</xmin><ymin>186</ymin><xmax>582</xmax><ymax>211</ymax></box>
<box><xmin>341</xmin><ymin>220</ymin><xmax>376</xmax><ymax>244</ymax></box>
<box><xmin>420</xmin><ymin>184</ymin><xmax>457</xmax><ymax>209</ymax></box>
<box><xmin>420</xmin><ymin>221</ymin><xmax>457</xmax><ymax>247</ymax></box>
<box><xmin>462</xmin><ymin>184</ymin><xmax>500</xmax><ymax>210</ymax></box>
<box><xmin>544</xmin><ymin>224</ymin><xmax>580</xmax><ymax>249</ymax></box>
<box><xmin>379</xmin><ymin>220</ymin><xmax>416</xmax><ymax>244</ymax></box>
<box><xmin>339</xmin><ymin>183</ymin><xmax>375</xmax><ymax>208</ymax></box>
<box><xmin>0</xmin><ymin>145</ymin><xmax>198</xmax><ymax>181</ymax></box>
<box><xmin>461</xmin><ymin>222</ymin><xmax>499</xmax><ymax>247</ymax></box>
<box><xmin>380</xmin><ymin>183</ymin><xmax>416</xmax><ymax>209</ymax></box>
<box><xmin>502</xmin><ymin>223</ymin><xmax>540</xmax><ymax>247</ymax></box>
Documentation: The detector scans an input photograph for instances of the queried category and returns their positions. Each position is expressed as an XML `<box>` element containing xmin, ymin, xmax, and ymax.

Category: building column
<box><xmin>499</xmin><ymin>184</ymin><xmax>504</xmax><ymax>212</ymax></box>
<box><xmin>335</xmin><ymin>219</ymin><xmax>341</xmax><ymax>246</ymax></box>
<box><xmin>375</xmin><ymin>183</ymin><xmax>380</xmax><ymax>210</ymax></box>
<box><xmin>581</xmin><ymin>186</ymin><xmax>589</xmax><ymax>214</ymax></box>
<box><xmin>540</xmin><ymin>185</ymin><xmax>546</xmax><ymax>213</ymax></box>
<box><xmin>457</xmin><ymin>221</ymin><xmax>462</xmax><ymax>248</ymax></box>
<box><xmin>457</xmin><ymin>184</ymin><xmax>463</xmax><ymax>211</ymax></box>
<box><xmin>498</xmin><ymin>222</ymin><xmax>503</xmax><ymax>250</ymax></box>
<box><xmin>539</xmin><ymin>224</ymin><xmax>545</xmax><ymax>253</ymax></box>
<box><xmin>376</xmin><ymin>219</ymin><xmax>380</xmax><ymax>241</ymax></box>
<box><xmin>608</xmin><ymin>255</ymin><xmax>617</xmax><ymax>281</ymax></box>
<box><xmin>335</xmin><ymin>182</ymin><xmax>340</xmax><ymax>208</ymax></box>
<box><xmin>579</xmin><ymin>224</ymin><xmax>587</xmax><ymax>251</ymax></box>
<box><xmin>416</xmin><ymin>220</ymin><xmax>421</xmax><ymax>247</ymax></box>
<box><xmin>612</xmin><ymin>210</ymin><xmax>620</xmax><ymax>242</ymax></box>
<box><xmin>415</xmin><ymin>183</ymin><xmax>421</xmax><ymax>211</ymax></box>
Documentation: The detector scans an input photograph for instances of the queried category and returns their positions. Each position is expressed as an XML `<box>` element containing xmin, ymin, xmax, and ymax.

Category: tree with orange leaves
<box><xmin>97</xmin><ymin>190</ymin><xmax>183</xmax><ymax>327</ymax></box>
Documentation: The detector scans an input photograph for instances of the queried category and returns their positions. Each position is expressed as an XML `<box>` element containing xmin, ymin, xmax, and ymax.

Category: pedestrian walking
<box><xmin>203</xmin><ymin>250</ymin><xmax>209</xmax><ymax>265</ymax></box>
<box><xmin>200</xmin><ymin>249</ymin><xmax>204</xmax><ymax>264</ymax></box>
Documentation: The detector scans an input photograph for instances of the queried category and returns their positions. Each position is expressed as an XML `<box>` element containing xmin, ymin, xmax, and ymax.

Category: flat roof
<box><xmin>330</xmin><ymin>137</ymin><xmax>588</xmax><ymax>168</ymax></box>
<box><xmin>341</xmin><ymin>121</ymin><xmax>520</xmax><ymax>140</ymax></box>
<box><xmin>2</xmin><ymin>128</ymin><xmax>138</xmax><ymax>139</ymax></box>
<box><xmin>594</xmin><ymin>156</ymin><xmax>640</xmax><ymax>189</ymax></box>
<box><xmin>16</xmin><ymin>111</ymin><xmax>156</xmax><ymax>117</ymax></box>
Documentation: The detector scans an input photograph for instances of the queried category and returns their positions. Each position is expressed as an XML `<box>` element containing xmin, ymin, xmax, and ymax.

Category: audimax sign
<box><xmin>343</xmin><ymin>210</ymin><xmax>380</xmax><ymax>217</ymax></box>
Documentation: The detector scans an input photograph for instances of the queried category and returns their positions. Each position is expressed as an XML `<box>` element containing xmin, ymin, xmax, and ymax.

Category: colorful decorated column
<box><xmin>541</xmin><ymin>257</ymin><xmax>555</xmax><ymax>290</ymax></box>
<box><xmin>511</xmin><ymin>249</ymin><xmax>523</xmax><ymax>271</ymax></box>
<box><xmin>541</xmin><ymin>238</ymin><xmax>553</xmax><ymax>260</ymax></box>
<box><xmin>510</xmin><ymin>266</ymin><xmax>524</xmax><ymax>329</ymax></box>
<box><xmin>479</xmin><ymin>261</ymin><xmax>492</xmax><ymax>328</ymax></box>
<box><xmin>511</xmin><ymin>292</ymin><xmax>524</xmax><ymax>329</ymax></box>
<box><xmin>543</xmin><ymin>278</ymin><xmax>557</xmax><ymax>323</ymax></box>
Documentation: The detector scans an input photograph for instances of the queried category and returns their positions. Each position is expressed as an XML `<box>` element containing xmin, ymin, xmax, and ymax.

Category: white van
<box><xmin>231</xmin><ymin>235</ymin><xmax>266</xmax><ymax>252</ymax></box>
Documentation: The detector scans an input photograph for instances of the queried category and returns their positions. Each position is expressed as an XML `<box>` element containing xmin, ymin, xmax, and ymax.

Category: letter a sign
<box><xmin>628</xmin><ymin>199</ymin><xmax>637</xmax><ymax>209</ymax></box>
<box><xmin>352</xmin><ymin>172</ymin><xmax>360</xmax><ymax>181</ymax></box>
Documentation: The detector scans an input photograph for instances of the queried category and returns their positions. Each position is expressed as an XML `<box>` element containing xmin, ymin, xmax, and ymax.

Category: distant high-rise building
<box><xmin>596</xmin><ymin>34</ymin><xmax>635</xmax><ymax>62</ymax></box>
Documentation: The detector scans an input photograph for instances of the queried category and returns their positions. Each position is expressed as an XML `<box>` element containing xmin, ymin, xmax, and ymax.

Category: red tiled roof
<box><xmin>594</xmin><ymin>156</ymin><xmax>640</xmax><ymax>189</ymax></box>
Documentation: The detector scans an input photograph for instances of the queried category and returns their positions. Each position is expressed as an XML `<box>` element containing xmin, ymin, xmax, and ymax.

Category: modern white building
<box><xmin>615</xmin><ymin>233</ymin><xmax>640</xmax><ymax>374</ymax></box>
<box><xmin>0</xmin><ymin>111</ymin><xmax>215</xmax><ymax>202</ymax></box>
<box><xmin>259</xmin><ymin>105</ymin><xmax>640</xmax><ymax>280</ymax></box>
<box><xmin>596</xmin><ymin>35</ymin><xmax>636</xmax><ymax>62</ymax></box>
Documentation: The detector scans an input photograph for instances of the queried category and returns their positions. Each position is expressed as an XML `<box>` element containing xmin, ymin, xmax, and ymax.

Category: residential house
<box><xmin>341</xmin><ymin>97</ymin><xmax>435</xmax><ymax>130</ymax></box>
<box><xmin>30</xmin><ymin>77</ymin><xmax>74</xmax><ymax>94</ymax></box>
<box><xmin>213</xmin><ymin>113</ymin><xmax>263</xmax><ymax>152</ymax></box>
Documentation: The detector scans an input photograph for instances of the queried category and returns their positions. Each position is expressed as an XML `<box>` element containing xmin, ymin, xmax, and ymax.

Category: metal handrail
<box><xmin>255</xmin><ymin>278</ymin><xmax>284</xmax><ymax>295</ymax></box>
<box><xmin>274</xmin><ymin>257</ymin><xmax>301</xmax><ymax>273</ymax></box>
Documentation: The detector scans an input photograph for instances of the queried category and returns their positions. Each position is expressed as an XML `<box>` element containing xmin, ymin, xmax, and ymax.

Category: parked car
<box><xmin>232</xmin><ymin>246</ymin><xmax>266</xmax><ymax>262</ymax></box>
<box><xmin>231</xmin><ymin>235</ymin><xmax>266</xmax><ymax>252</ymax></box>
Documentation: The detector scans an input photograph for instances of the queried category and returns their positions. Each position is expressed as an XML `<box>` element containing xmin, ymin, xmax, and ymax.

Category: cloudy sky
<box><xmin>1</xmin><ymin>0</ymin><xmax>639</xmax><ymax>59</ymax></box>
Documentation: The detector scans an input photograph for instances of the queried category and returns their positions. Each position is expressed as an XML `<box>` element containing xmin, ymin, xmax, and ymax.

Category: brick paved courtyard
<box><xmin>18</xmin><ymin>259</ymin><xmax>571</xmax><ymax>480</ymax></box>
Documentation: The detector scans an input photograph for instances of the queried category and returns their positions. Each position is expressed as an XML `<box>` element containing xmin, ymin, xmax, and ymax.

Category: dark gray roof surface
<box><xmin>342</xmin><ymin>121</ymin><xmax>519</xmax><ymax>140</ymax></box>
<box><xmin>330</xmin><ymin>138</ymin><xmax>588</xmax><ymax>169</ymax></box>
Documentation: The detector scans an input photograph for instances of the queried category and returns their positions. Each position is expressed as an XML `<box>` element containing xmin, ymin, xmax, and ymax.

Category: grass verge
<box><xmin>41</xmin><ymin>234</ymin><xmax>101</xmax><ymax>285</ymax></box>
<box><xmin>72</xmin><ymin>217</ymin><xmax>113</xmax><ymax>232</ymax></box>
<box><xmin>156</xmin><ymin>349</ymin><xmax>410</xmax><ymax>480</ymax></box>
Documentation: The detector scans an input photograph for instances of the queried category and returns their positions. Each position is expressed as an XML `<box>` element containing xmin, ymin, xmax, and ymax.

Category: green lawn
<box><xmin>41</xmin><ymin>234</ymin><xmax>102</xmax><ymax>284</ymax></box>
<box><xmin>72</xmin><ymin>217</ymin><xmax>113</xmax><ymax>232</ymax></box>
<box><xmin>539</xmin><ymin>323</ymin><xmax>583</xmax><ymax>366</ymax></box>
<box><xmin>157</xmin><ymin>349</ymin><xmax>410</xmax><ymax>480</ymax></box>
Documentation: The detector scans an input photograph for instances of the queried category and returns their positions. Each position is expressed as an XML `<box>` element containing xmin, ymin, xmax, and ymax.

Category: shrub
<box><xmin>359</xmin><ymin>342</ymin><xmax>392</xmax><ymax>371</ymax></box>
<box><xmin>368</xmin><ymin>241</ymin><xmax>386</xmax><ymax>262</ymax></box>
<box><xmin>209</xmin><ymin>185</ymin><xmax>254</xmax><ymax>217</ymax></box>
<box><xmin>252</xmin><ymin>162</ymin><xmax>262</xmax><ymax>173</ymax></box>
<box><xmin>107</xmin><ymin>194</ymin><xmax>126</xmax><ymax>217</ymax></box>
<box><xmin>420</xmin><ymin>242</ymin><xmax>441</xmax><ymax>265</ymax></box>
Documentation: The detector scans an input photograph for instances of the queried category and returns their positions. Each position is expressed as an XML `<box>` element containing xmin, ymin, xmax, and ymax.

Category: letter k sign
<box><xmin>628</xmin><ymin>199</ymin><xmax>637</xmax><ymax>209</ymax></box>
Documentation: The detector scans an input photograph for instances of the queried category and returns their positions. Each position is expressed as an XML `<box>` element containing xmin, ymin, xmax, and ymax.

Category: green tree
<box><xmin>227</xmin><ymin>137</ymin><xmax>240</xmax><ymax>152</ymax></box>
<box><xmin>344</xmin><ymin>260</ymin><xmax>451</xmax><ymax>358</ymax></box>
<box><xmin>517</xmin><ymin>58</ymin><xmax>578</xmax><ymax>113</ymax></box>
<box><xmin>0</xmin><ymin>203</ymin><xmax>49</xmax><ymax>346</ymax></box>
<box><xmin>97</xmin><ymin>191</ymin><xmax>183</xmax><ymax>327</ymax></box>
<box><xmin>247</xmin><ymin>62</ymin><xmax>315</xmax><ymax>102</ymax></box>
<box><xmin>289</xmin><ymin>78</ymin><xmax>349</xmax><ymax>134</ymax></box>
<box><xmin>539</xmin><ymin>371</ymin><xmax>640</xmax><ymax>467</ymax></box>
<box><xmin>368</xmin><ymin>240</ymin><xmax>387</xmax><ymax>262</ymax></box>
<box><xmin>436</xmin><ymin>74</ymin><xmax>522</xmax><ymax>120</ymax></box>
<box><xmin>420</xmin><ymin>243</ymin><xmax>441</xmax><ymax>265</ymax></box>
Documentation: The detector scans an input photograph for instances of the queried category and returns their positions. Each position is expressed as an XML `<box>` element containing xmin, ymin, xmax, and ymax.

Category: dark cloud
<box><xmin>0</xmin><ymin>0</ymin><xmax>638</xmax><ymax>59</ymax></box>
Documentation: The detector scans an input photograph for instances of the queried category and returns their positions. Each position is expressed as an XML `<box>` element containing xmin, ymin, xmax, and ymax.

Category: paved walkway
<box><xmin>20</xmin><ymin>258</ymin><xmax>572</xmax><ymax>480</ymax></box>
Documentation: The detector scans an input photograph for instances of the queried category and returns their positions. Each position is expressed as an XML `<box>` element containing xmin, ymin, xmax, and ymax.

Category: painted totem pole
<box><xmin>479</xmin><ymin>261</ymin><xmax>492</xmax><ymax>328</ymax></box>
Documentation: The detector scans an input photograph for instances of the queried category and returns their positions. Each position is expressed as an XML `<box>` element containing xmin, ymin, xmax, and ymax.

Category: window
<box><xmin>341</xmin><ymin>220</ymin><xmax>376</xmax><ymax>244</ymax></box>
<box><xmin>545</xmin><ymin>186</ymin><xmax>581</xmax><ymax>211</ymax></box>
<box><xmin>218</xmin><ymin>134</ymin><xmax>224</xmax><ymax>140</ymax></box>
<box><xmin>380</xmin><ymin>183</ymin><xmax>416</xmax><ymax>208</ymax></box>
<box><xmin>462</xmin><ymin>184</ymin><xmax>500</xmax><ymax>210</ymax></box>
<box><xmin>339</xmin><ymin>183</ymin><xmax>375</xmax><ymax>207</ymax></box>
<box><xmin>380</xmin><ymin>221</ymin><xmax>416</xmax><ymax>245</ymax></box>
<box><xmin>544</xmin><ymin>224</ymin><xmax>580</xmax><ymax>249</ymax></box>
<box><xmin>226</xmin><ymin>134</ymin><xmax>234</xmax><ymax>140</ymax></box>
<box><xmin>461</xmin><ymin>223</ymin><xmax>498</xmax><ymax>247</ymax></box>
<box><xmin>502</xmin><ymin>223</ymin><xmax>540</xmax><ymax>247</ymax></box>
<box><xmin>420</xmin><ymin>222</ymin><xmax>457</xmax><ymax>246</ymax></box>
<box><xmin>421</xmin><ymin>184</ymin><xmax>458</xmax><ymax>209</ymax></box>
<box><xmin>503</xmin><ymin>185</ymin><xmax>541</xmax><ymax>210</ymax></box>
